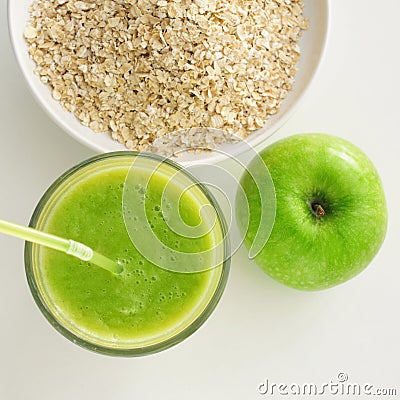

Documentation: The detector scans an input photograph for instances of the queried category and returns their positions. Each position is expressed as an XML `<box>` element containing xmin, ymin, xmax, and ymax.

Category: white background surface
<box><xmin>1</xmin><ymin>0</ymin><xmax>399</xmax><ymax>399</ymax></box>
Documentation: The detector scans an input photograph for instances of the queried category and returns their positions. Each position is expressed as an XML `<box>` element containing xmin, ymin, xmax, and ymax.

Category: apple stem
<box><xmin>311</xmin><ymin>202</ymin><xmax>326</xmax><ymax>218</ymax></box>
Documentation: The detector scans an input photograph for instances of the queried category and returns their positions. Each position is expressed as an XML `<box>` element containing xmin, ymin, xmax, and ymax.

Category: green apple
<box><xmin>237</xmin><ymin>133</ymin><xmax>388</xmax><ymax>290</ymax></box>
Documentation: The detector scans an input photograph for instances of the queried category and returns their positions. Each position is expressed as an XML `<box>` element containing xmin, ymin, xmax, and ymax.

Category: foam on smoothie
<box><xmin>32</xmin><ymin>158</ymin><xmax>224</xmax><ymax>349</ymax></box>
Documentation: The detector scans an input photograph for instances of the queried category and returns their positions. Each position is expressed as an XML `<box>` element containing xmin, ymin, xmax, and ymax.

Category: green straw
<box><xmin>0</xmin><ymin>218</ymin><xmax>123</xmax><ymax>274</ymax></box>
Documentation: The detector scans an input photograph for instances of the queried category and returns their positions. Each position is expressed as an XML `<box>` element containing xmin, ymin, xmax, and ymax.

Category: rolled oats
<box><xmin>25</xmin><ymin>0</ymin><xmax>308</xmax><ymax>152</ymax></box>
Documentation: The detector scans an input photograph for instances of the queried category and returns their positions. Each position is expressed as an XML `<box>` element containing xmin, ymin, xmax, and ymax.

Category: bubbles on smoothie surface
<box><xmin>39</xmin><ymin>164</ymin><xmax>216</xmax><ymax>340</ymax></box>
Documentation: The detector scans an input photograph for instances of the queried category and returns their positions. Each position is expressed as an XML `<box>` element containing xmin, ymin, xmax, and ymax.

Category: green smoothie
<box><xmin>27</xmin><ymin>153</ymin><xmax>228</xmax><ymax>355</ymax></box>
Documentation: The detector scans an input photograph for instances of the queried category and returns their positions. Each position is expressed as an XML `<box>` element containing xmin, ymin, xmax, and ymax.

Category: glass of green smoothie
<box><xmin>25</xmin><ymin>152</ymin><xmax>230</xmax><ymax>356</ymax></box>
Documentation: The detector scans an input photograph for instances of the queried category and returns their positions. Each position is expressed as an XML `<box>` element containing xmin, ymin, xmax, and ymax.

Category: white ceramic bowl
<box><xmin>8</xmin><ymin>0</ymin><xmax>329</xmax><ymax>164</ymax></box>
